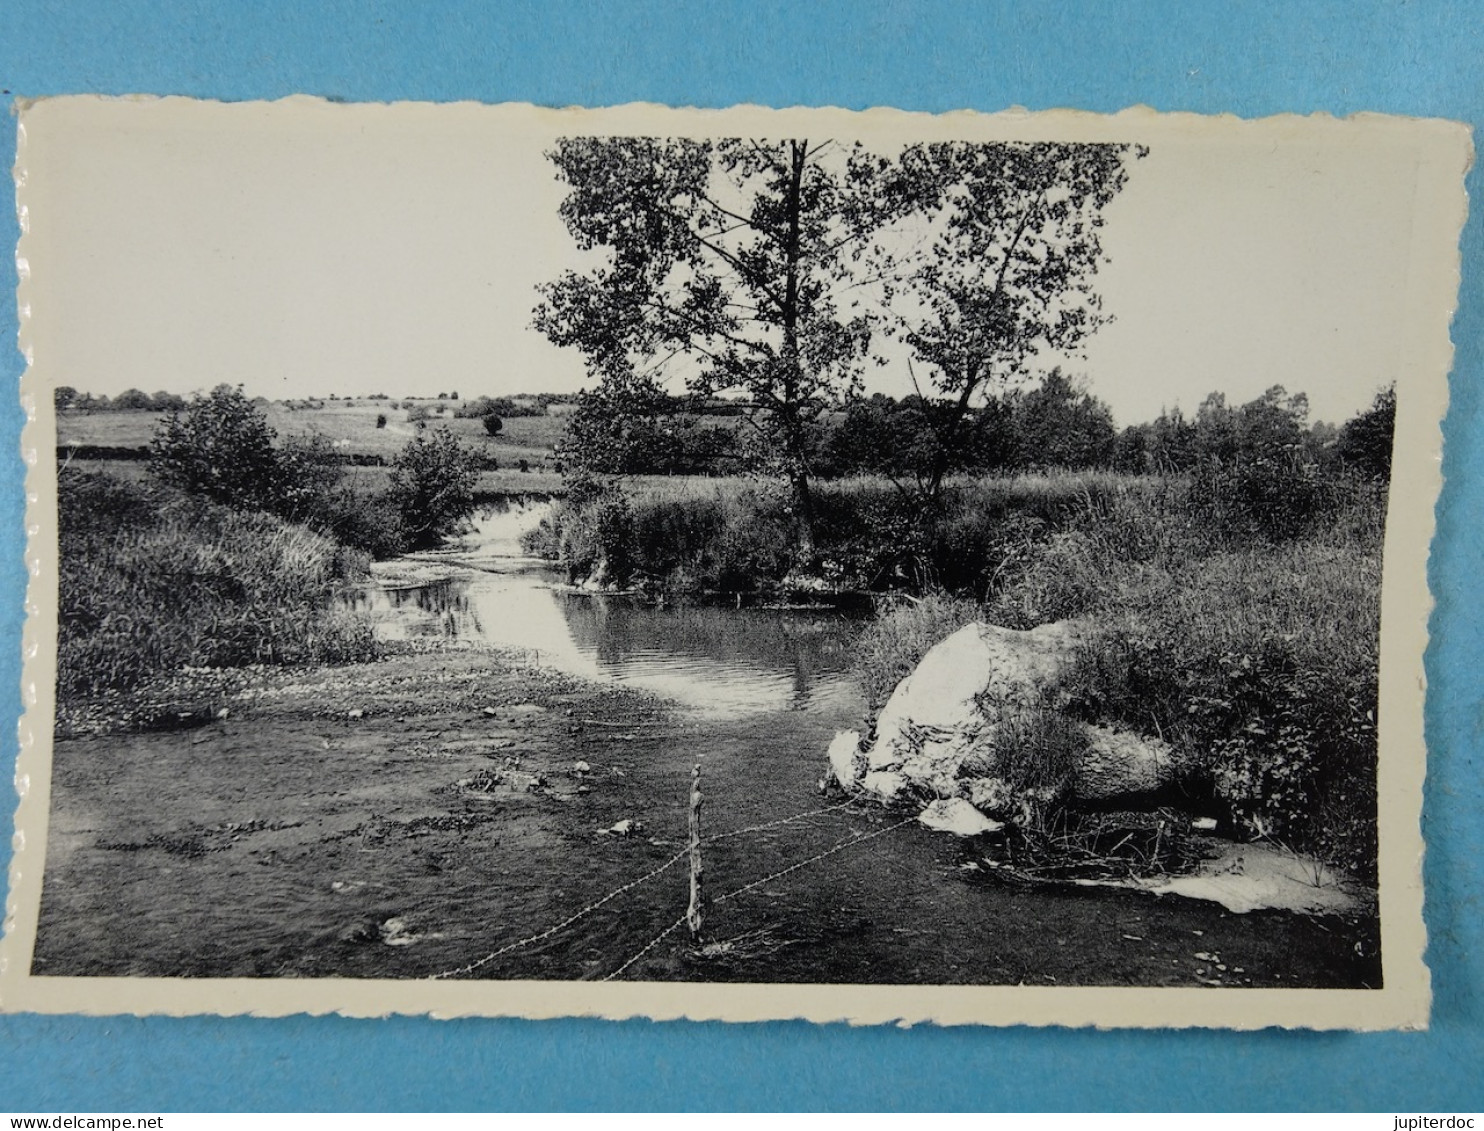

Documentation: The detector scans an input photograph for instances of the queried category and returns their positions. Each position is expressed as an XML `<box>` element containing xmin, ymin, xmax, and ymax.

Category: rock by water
<box><xmin>917</xmin><ymin>798</ymin><xmax>1003</xmax><ymax>837</ymax></box>
<box><xmin>828</xmin><ymin>619</ymin><xmax>1179</xmax><ymax>829</ymax></box>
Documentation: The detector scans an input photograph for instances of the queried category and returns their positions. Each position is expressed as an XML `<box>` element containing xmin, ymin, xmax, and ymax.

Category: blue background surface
<box><xmin>0</xmin><ymin>1</ymin><xmax>1480</xmax><ymax>1112</ymax></box>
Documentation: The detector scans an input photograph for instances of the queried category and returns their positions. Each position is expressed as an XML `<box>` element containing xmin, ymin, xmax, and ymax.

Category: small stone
<box><xmin>917</xmin><ymin>798</ymin><xmax>1004</xmax><ymax>837</ymax></box>
<box><xmin>827</xmin><ymin>730</ymin><xmax>863</xmax><ymax>789</ymax></box>
<box><xmin>607</xmin><ymin>818</ymin><xmax>644</xmax><ymax>837</ymax></box>
<box><xmin>482</xmin><ymin>707</ymin><xmax>498</xmax><ymax>717</ymax></box>
<box><xmin>216</xmin><ymin>708</ymin><xmax>230</xmax><ymax>720</ymax></box>
<box><xmin>574</xmin><ymin>760</ymin><xmax>592</xmax><ymax>774</ymax></box>
<box><xmin>348</xmin><ymin>708</ymin><xmax>364</xmax><ymax>719</ymax></box>
<box><xmin>1192</xmin><ymin>816</ymin><xmax>1218</xmax><ymax>831</ymax></box>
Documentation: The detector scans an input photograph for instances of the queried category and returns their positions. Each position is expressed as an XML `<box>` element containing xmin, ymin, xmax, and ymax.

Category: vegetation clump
<box><xmin>57</xmin><ymin>470</ymin><xmax>378</xmax><ymax>725</ymax></box>
<box><xmin>387</xmin><ymin>426</ymin><xmax>482</xmax><ymax>551</ymax></box>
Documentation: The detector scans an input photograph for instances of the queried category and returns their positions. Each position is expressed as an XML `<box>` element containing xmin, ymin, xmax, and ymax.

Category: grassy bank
<box><xmin>522</xmin><ymin>471</ymin><xmax>1146</xmax><ymax>593</ymax></box>
<box><xmin>866</xmin><ymin>471</ymin><xmax>1386</xmax><ymax>880</ymax></box>
<box><xmin>58</xmin><ymin>470</ymin><xmax>379</xmax><ymax>730</ymax></box>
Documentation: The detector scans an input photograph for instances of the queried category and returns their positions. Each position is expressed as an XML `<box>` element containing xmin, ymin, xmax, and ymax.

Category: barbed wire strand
<box><xmin>714</xmin><ymin>816</ymin><xmax>917</xmax><ymax>905</ymax></box>
<box><xmin>428</xmin><ymin>848</ymin><xmax>688</xmax><ymax>980</ymax></box>
<box><xmin>601</xmin><ymin>814</ymin><xmax>916</xmax><ymax>982</ymax></box>
<box><xmin>704</xmin><ymin>799</ymin><xmax>858</xmax><ymax>844</ymax></box>
<box><xmin>601</xmin><ymin>914</ymin><xmax>692</xmax><ymax>982</ymax></box>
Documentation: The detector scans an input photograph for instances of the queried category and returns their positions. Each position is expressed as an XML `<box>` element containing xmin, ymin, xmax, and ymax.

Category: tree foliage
<box><xmin>387</xmin><ymin>426</ymin><xmax>480</xmax><ymax>550</ymax></box>
<box><xmin>537</xmin><ymin>135</ymin><xmax>1143</xmax><ymax>534</ymax></box>
<box><xmin>861</xmin><ymin>141</ymin><xmax>1144</xmax><ymax>500</ymax></box>
<box><xmin>535</xmin><ymin>136</ymin><xmax>886</xmax><ymax>555</ymax></box>
<box><xmin>1335</xmin><ymin>384</ymin><xmax>1396</xmax><ymax>482</ymax></box>
<box><xmin>1008</xmin><ymin>369</ymin><xmax>1116</xmax><ymax>471</ymax></box>
<box><xmin>148</xmin><ymin>384</ymin><xmax>286</xmax><ymax>512</ymax></box>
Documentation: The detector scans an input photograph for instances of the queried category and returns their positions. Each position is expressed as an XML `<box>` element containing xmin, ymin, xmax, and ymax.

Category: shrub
<box><xmin>148</xmin><ymin>384</ymin><xmax>284</xmax><ymax>512</ymax></box>
<box><xmin>1335</xmin><ymin>385</ymin><xmax>1396</xmax><ymax>483</ymax></box>
<box><xmin>57</xmin><ymin>471</ymin><xmax>379</xmax><ymax>711</ymax></box>
<box><xmin>376</xmin><ymin>413</ymin><xmax>388</xmax><ymax>429</ymax></box>
<box><xmin>483</xmin><ymin>413</ymin><xmax>503</xmax><ymax>436</ymax></box>
<box><xmin>387</xmin><ymin>426</ymin><xmax>480</xmax><ymax>550</ymax></box>
<box><xmin>1063</xmin><ymin>525</ymin><xmax>1383</xmax><ymax>879</ymax></box>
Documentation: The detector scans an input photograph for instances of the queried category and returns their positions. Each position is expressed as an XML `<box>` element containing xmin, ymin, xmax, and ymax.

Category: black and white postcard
<box><xmin>2</xmin><ymin>98</ymin><xmax>1467</xmax><ymax>1028</ymax></box>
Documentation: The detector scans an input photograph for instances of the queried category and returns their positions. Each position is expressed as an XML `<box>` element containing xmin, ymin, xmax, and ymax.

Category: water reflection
<box><xmin>556</xmin><ymin>593</ymin><xmax>861</xmax><ymax>717</ymax></box>
<box><xmin>349</xmin><ymin>567</ymin><xmax>865</xmax><ymax>720</ymax></box>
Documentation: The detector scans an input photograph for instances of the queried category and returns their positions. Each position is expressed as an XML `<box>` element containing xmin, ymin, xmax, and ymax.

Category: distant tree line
<box><xmin>557</xmin><ymin>373</ymin><xmax>1397</xmax><ymax>489</ymax></box>
<box><xmin>55</xmin><ymin>386</ymin><xmax>188</xmax><ymax>413</ymax></box>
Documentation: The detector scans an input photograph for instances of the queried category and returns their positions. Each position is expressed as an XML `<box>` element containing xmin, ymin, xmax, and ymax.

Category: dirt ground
<box><xmin>33</xmin><ymin>646</ymin><xmax>1381</xmax><ymax>987</ymax></box>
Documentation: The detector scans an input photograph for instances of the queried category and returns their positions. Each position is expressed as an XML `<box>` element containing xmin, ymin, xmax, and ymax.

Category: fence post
<box><xmin>687</xmin><ymin>763</ymin><xmax>704</xmax><ymax>942</ymax></box>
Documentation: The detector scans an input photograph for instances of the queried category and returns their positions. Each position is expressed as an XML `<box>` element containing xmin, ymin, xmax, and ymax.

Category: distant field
<box><xmin>59</xmin><ymin>458</ymin><xmax>565</xmax><ymax>498</ymax></box>
<box><xmin>56</xmin><ymin>403</ymin><xmax>567</xmax><ymax>467</ymax></box>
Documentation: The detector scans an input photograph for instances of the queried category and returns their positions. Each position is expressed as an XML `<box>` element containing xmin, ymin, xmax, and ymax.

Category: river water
<box><xmin>345</xmin><ymin>499</ymin><xmax>868</xmax><ymax>724</ymax></box>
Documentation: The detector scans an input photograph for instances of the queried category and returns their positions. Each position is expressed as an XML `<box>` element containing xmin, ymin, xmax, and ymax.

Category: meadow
<box><xmin>58</xmin><ymin>399</ymin><xmax>568</xmax><ymax>471</ymax></box>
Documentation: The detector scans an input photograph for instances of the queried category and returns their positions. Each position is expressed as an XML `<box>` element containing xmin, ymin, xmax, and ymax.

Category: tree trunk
<box><xmin>780</xmin><ymin>141</ymin><xmax>818</xmax><ymax>564</ymax></box>
<box><xmin>790</xmin><ymin>468</ymin><xmax>817</xmax><ymax>563</ymax></box>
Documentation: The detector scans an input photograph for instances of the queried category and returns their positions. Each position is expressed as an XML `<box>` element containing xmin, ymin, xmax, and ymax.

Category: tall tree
<box><xmin>864</xmin><ymin>141</ymin><xmax>1144</xmax><ymax>503</ymax></box>
<box><xmin>534</xmin><ymin>137</ymin><xmax>884</xmax><ymax>559</ymax></box>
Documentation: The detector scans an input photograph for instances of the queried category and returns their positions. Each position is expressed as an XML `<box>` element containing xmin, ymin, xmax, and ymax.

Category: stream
<box><xmin>34</xmin><ymin>502</ymin><xmax>1381</xmax><ymax>987</ymax></box>
<box><xmin>344</xmin><ymin>499</ymin><xmax>869</xmax><ymax>724</ymax></box>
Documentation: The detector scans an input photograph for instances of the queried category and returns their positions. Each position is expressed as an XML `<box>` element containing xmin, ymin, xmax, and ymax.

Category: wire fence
<box><xmin>427</xmin><ymin>793</ymin><xmax>906</xmax><ymax>982</ymax></box>
<box><xmin>601</xmin><ymin>812</ymin><xmax>917</xmax><ymax>982</ymax></box>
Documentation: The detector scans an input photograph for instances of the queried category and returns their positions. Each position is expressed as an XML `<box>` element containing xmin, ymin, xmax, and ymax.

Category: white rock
<box><xmin>1192</xmin><ymin>817</ymin><xmax>1219</xmax><ymax>832</ymax></box>
<box><xmin>867</xmin><ymin>621</ymin><xmax>1081</xmax><ymax>772</ymax></box>
<box><xmin>573</xmin><ymin>760</ymin><xmax>592</xmax><ymax>774</ymax></box>
<box><xmin>347</xmin><ymin>708</ymin><xmax>364</xmax><ymax>719</ymax></box>
<box><xmin>917</xmin><ymin>798</ymin><xmax>1004</xmax><ymax>837</ymax></box>
<box><xmin>606</xmin><ymin>818</ymin><xmax>644</xmax><ymax>837</ymax></box>
<box><xmin>860</xmin><ymin>771</ymin><xmax>909</xmax><ymax>802</ymax></box>
<box><xmin>847</xmin><ymin>619</ymin><xmax>1178</xmax><ymax>816</ymax></box>
<box><xmin>827</xmin><ymin>730</ymin><xmax>862</xmax><ymax>788</ymax></box>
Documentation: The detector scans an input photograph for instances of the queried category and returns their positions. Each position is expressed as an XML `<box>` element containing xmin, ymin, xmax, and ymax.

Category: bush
<box><xmin>1335</xmin><ymin>385</ymin><xmax>1396</xmax><ymax>483</ymax></box>
<box><xmin>387</xmin><ymin>426</ymin><xmax>480</xmax><ymax>550</ymax></box>
<box><xmin>483</xmin><ymin>413</ymin><xmax>503</xmax><ymax>436</ymax></box>
<box><xmin>1062</xmin><ymin>520</ymin><xmax>1383</xmax><ymax>879</ymax></box>
<box><xmin>57</xmin><ymin>471</ymin><xmax>378</xmax><ymax>711</ymax></box>
<box><xmin>376</xmin><ymin>413</ymin><xmax>388</xmax><ymax>429</ymax></box>
<box><xmin>148</xmin><ymin>384</ymin><xmax>285</xmax><ymax>512</ymax></box>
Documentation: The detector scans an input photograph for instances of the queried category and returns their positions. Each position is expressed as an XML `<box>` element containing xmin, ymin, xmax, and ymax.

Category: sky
<box><xmin>18</xmin><ymin>98</ymin><xmax>1446</xmax><ymax>427</ymax></box>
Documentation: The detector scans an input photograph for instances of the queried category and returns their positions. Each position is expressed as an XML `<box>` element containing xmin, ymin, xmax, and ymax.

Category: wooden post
<box><xmin>686</xmin><ymin>763</ymin><xmax>704</xmax><ymax>942</ymax></box>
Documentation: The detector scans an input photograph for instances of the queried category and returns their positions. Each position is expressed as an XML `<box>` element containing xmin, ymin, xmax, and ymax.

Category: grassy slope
<box><xmin>57</xmin><ymin>404</ymin><xmax>566</xmax><ymax>467</ymax></box>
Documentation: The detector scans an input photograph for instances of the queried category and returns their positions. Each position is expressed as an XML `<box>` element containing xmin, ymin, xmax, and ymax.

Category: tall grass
<box><xmin>852</xmin><ymin>592</ymin><xmax>981</xmax><ymax>711</ymax></box>
<box><xmin>846</xmin><ymin>466</ymin><xmax>1387</xmax><ymax>879</ymax></box>
<box><xmin>58</xmin><ymin>471</ymin><xmax>379</xmax><ymax>711</ymax></box>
